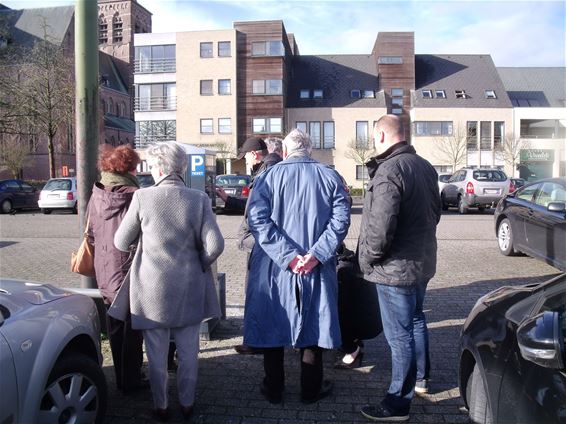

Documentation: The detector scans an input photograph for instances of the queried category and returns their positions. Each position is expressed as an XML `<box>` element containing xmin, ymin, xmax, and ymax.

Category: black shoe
<box><xmin>301</xmin><ymin>380</ymin><xmax>333</xmax><ymax>404</ymax></box>
<box><xmin>180</xmin><ymin>404</ymin><xmax>194</xmax><ymax>420</ymax></box>
<box><xmin>360</xmin><ymin>404</ymin><xmax>409</xmax><ymax>422</ymax></box>
<box><xmin>152</xmin><ymin>408</ymin><xmax>170</xmax><ymax>422</ymax></box>
<box><xmin>260</xmin><ymin>382</ymin><xmax>282</xmax><ymax>404</ymax></box>
<box><xmin>235</xmin><ymin>344</ymin><xmax>263</xmax><ymax>355</ymax></box>
<box><xmin>122</xmin><ymin>379</ymin><xmax>150</xmax><ymax>395</ymax></box>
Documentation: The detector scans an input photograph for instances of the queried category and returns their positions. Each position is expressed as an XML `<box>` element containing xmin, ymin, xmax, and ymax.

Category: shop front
<box><xmin>518</xmin><ymin>149</ymin><xmax>555</xmax><ymax>181</ymax></box>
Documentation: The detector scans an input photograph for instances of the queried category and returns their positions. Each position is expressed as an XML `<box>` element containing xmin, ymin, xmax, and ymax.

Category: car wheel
<box><xmin>42</xmin><ymin>208</ymin><xmax>52</xmax><ymax>215</ymax></box>
<box><xmin>1</xmin><ymin>199</ymin><xmax>12</xmax><ymax>214</ymax></box>
<box><xmin>497</xmin><ymin>218</ymin><xmax>516</xmax><ymax>256</ymax></box>
<box><xmin>466</xmin><ymin>364</ymin><xmax>493</xmax><ymax>424</ymax></box>
<box><xmin>458</xmin><ymin>195</ymin><xmax>468</xmax><ymax>214</ymax></box>
<box><xmin>441</xmin><ymin>194</ymin><xmax>449</xmax><ymax>211</ymax></box>
<box><xmin>38</xmin><ymin>353</ymin><xmax>107</xmax><ymax>424</ymax></box>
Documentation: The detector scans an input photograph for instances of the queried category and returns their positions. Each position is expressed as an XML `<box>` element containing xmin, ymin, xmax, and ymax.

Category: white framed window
<box><xmin>218</xmin><ymin>41</ymin><xmax>231</xmax><ymax>57</ymax></box>
<box><xmin>300</xmin><ymin>89</ymin><xmax>310</xmax><ymax>99</ymax></box>
<box><xmin>253</xmin><ymin>118</ymin><xmax>266</xmax><ymax>133</ymax></box>
<box><xmin>350</xmin><ymin>89</ymin><xmax>361</xmax><ymax>98</ymax></box>
<box><xmin>435</xmin><ymin>90</ymin><xmax>446</xmax><ymax>98</ymax></box>
<box><xmin>362</xmin><ymin>90</ymin><xmax>375</xmax><ymax>98</ymax></box>
<box><xmin>455</xmin><ymin>90</ymin><xmax>468</xmax><ymax>99</ymax></box>
<box><xmin>218</xmin><ymin>118</ymin><xmax>231</xmax><ymax>134</ymax></box>
<box><xmin>356</xmin><ymin>121</ymin><xmax>368</xmax><ymax>147</ymax></box>
<box><xmin>252</xmin><ymin>80</ymin><xmax>265</xmax><ymax>94</ymax></box>
<box><xmin>392</xmin><ymin>97</ymin><xmax>403</xmax><ymax>107</ymax></box>
<box><xmin>251</xmin><ymin>40</ymin><xmax>284</xmax><ymax>56</ymax></box>
<box><xmin>392</xmin><ymin>108</ymin><xmax>403</xmax><ymax>115</ymax></box>
<box><xmin>391</xmin><ymin>88</ymin><xmax>403</xmax><ymax>96</ymax></box>
<box><xmin>296</xmin><ymin>121</ymin><xmax>307</xmax><ymax>132</ymax></box>
<box><xmin>378</xmin><ymin>56</ymin><xmax>403</xmax><ymax>64</ymax></box>
<box><xmin>309</xmin><ymin>121</ymin><xmax>321</xmax><ymax>148</ymax></box>
<box><xmin>200</xmin><ymin>42</ymin><xmax>213</xmax><ymax>58</ymax></box>
<box><xmin>313</xmin><ymin>89</ymin><xmax>323</xmax><ymax>99</ymax></box>
<box><xmin>200</xmin><ymin>80</ymin><xmax>213</xmax><ymax>95</ymax></box>
<box><xmin>414</xmin><ymin>121</ymin><xmax>453</xmax><ymax>136</ymax></box>
<box><xmin>252</xmin><ymin>117</ymin><xmax>282</xmax><ymax>133</ymax></box>
<box><xmin>323</xmin><ymin>121</ymin><xmax>335</xmax><ymax>149</ymax></box>
<box><xmin>266</xmin><ymin>80</ymin><xmax>282</xmax><ymax>95</ymax></box>
<box><xmin>218</xmin><ymin>79</ymin><xmax>231</xmax><ymax>95</ymax></box>
<box><xmin>270</xmin><ymin>117</ymin><xmax>282</xmax><ymax>133</ymax></box>
<box><xmin>200</xmin><ymin>118</ymin><xmax>213</xmax><ymax>134</ymax></box>
<box><xmin>356</xmin><ymin>165</ymin><xmax>369</xmax><ymax>180</ymax></box>
<box><xmin>422</xmin><ymin>90</ymin><xmax>433</xmax><ymax>99</ymax></box>
<box><xmin>485</xmin><ymin>90</ymin><xmax>497</xmax><ymax>99</ymax></box>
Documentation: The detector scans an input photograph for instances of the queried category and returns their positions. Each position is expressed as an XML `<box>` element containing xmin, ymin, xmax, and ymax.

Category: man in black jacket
<box><xmin>358</xmin><ymin>115</ymin><xmax>441</xmax><ymax>422</ymax></box>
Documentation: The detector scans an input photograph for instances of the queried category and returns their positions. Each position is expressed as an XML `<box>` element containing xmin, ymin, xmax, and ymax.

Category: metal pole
<box><xmin>75</xmin><ymin>0</ymin><xmax>99</xmax><ymax>288</ymax></box>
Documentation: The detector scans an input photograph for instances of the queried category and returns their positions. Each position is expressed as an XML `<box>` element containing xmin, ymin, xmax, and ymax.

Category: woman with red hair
<box><xmin>87</xmin><ymin>144</ymin><xmax>146</xmax><ymax>395</ymax></box>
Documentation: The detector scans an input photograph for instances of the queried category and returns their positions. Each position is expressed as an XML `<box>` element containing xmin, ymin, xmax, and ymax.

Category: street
<box><xmin>0</xmin><ymin>207</ymin><xmax>560</xmax><ymax>423</ymax></box>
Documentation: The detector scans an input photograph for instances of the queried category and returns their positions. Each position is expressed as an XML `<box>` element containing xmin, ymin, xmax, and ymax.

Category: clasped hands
<box><xmin>288</xmin><ymin>253</ymin><xmax>320</xmax><ymax>274</ymax></box>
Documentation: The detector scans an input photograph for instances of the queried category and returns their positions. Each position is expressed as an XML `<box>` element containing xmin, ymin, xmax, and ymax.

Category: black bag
<box><xmin>337</xmin><ymin>246</ymin><xmax>382</xmax><ymax>342</ymax></box>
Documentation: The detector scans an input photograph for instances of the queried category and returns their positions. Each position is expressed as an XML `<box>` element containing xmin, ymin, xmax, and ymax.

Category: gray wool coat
<box><xmin>114</xmin><ymin>176</ymin><xmax>224</xmax><ymax>330</ymax></box>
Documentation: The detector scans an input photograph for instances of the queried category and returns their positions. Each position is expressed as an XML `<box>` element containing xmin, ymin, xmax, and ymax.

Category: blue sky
<box><xmin>4</xmin><ymin>0</ymin><xmax>565</xmax><ymax>67</ymax></box>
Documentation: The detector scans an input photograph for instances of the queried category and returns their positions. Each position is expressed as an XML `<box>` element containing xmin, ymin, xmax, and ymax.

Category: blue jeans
<box><xmin>376</xmin><ymin>281</ymin><xmax>430</xmax><ymax>414</ymax></box>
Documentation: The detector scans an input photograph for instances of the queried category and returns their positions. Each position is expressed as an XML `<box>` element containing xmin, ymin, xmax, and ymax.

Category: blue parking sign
<box><xmin>191</xmin><ymin>154</ymin><xmax>205</xmax><ymax>176</ymax></box>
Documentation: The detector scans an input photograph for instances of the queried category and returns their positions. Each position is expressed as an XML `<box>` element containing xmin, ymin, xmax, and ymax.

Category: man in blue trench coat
<box><xmin>244</xmin><ymin>128</ymin><xmax>351</xmax><ymax>404</ymax></box>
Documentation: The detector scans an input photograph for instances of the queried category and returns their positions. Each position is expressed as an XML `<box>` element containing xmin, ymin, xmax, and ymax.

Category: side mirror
<box><xmin>547</xmin><ymin>202</ymin><xmax>566</xmax><ymax>213</ymax></box>
<box><xmin>517</xmin><ymin>311</ymin><xmax>564</xmax><ymax>369</ymax></box>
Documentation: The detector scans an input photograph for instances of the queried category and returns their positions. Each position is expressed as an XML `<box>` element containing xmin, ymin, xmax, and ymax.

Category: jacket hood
<box><xmin>91</xmin><ymin>182</ymin><xmax>137</xmax><ymax>220</ymax></box>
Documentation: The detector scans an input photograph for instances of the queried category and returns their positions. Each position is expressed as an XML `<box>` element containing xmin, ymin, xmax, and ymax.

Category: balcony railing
<box><xmin>134</xmin><ymin>134</ymin><xmax>176</xmax><ymax>149</ymax></box>
<box><xmin>134</xmin><ymin>58</ymin><xmax>176</xmax><ymax>73</ymax></box>
<box><xmin>134</xmin><ymin>96</ymin><xmax>177</xmax><ymax>112</ymax></box>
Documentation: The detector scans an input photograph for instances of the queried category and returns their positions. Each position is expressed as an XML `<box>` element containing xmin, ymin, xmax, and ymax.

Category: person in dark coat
<box><xmin>358</xmin><ymin>115</ymin><xmax>441</xmax><ymax>422</ymax></box>
<box><xmin>245</xmin><ymin>129</ymin><xmax>350</xmax><ymax>404</ymax></box>
<box><xmin>87</xmin><ymin>144</ymin><xmax>144</xmax><ymax>395</ymax></box>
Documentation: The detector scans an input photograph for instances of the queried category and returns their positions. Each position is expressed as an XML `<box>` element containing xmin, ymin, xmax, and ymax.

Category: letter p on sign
<box><xmin>191</xmin><ymin>155</ymin><xmax>205</xmax><ymax>176</ymax></box>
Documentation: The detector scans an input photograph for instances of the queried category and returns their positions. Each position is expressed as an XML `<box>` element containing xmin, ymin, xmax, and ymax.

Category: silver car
<box><xmin>0</xmin><ymin>279</ymin><xmax>107</xmax><ymax>423</ymax></box>
<box><xmin>441</xmin><ymin>168</ymin><xmax>511</xmax><ymax>214</ymax></box>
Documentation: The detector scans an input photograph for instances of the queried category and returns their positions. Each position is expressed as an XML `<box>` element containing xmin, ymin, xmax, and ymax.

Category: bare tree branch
<box><xmin>433</xmin><ymin>125</ymin><xmax>467</xmax><ymax>173</ymax></box>
<box><xmin>344</xmin><ymin>138</ymin><xmax>375</xmax><ymax>194</ymax></box>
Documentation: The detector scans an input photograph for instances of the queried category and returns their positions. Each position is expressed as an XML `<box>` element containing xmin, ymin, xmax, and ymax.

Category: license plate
<box><xmin>224</xmin><ymin>189</ymin><xmax>236</xmax><ymax>195</ymax></box>
<box><xmin>484</xmin><ymin>189</ymin><xmax>499</xmax><ymax>194</ymax></box>
<box><xmin>47</xmin><ymin>194</ymin><xmax>59</xmax><ymax>198</ymax></box>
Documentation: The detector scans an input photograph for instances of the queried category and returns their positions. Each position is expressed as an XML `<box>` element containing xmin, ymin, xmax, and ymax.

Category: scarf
<box><xmin>99</xmin><ymin>171</ymin><xmax>140</xmax><ymax>188</ymax></box>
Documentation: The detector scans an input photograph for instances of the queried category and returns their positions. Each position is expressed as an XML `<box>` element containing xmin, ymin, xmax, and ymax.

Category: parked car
<box><xmin>494</xmin><ymin>177</ymin><xmax>566</xmax><ymax>271</ymax></box>
<box><xmin>437</xmin><ymin>173</ymin><xmax>452</xmax><ymax>194</ymax></box>
<box><xmin>38</xmin><ymin>177</ymin><xmax>77</xmax><ymax>214</ymax></box>
<box><xmin>0</xmin><ymin>179</ymin><xmax>39</xmax><ymax>213</ymax></box>
<box><xmin>215</xmin><ymin>174</ymin><xmax>252</xmax><ymax>210</ymax></box>
<box><xmin>459</xmin><ymin>273</ymin><xmax>566</xmax><ymax>424</ymax></box>
<box><xmin>137</xmin><ymin>172</ymin><xmax>155</xmax><ymax>188</ymax></box>
<box><xmin>441</xmin><ymin>168</ymin><xmax>511</xmax><ymax>214</ymax></box>
<box><xmin>510</xmin><ymin>177</ymin><xmax>527</xmax><ymax>190</ymax></box>
<box><xmin>0</xmin><ymin>279</ymin><xmax>107</xmax><ymax>423</ymax></box>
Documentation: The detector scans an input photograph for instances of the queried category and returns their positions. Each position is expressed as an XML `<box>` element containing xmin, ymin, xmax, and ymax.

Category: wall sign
<box><xmin>520</xmin><ymin>149</ymin><xmax>554</xmax><ymax>162</ymax></box>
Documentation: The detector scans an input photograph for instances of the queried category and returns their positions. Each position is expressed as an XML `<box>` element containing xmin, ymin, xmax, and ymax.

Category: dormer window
<box><xmin>313</xmin><ymin>89</ymin><xmax>323</xmax><ymax>99</ymax></box>
<box><xmin>362</xmin><ymin>90</ymin><xmax>375</xmax><ymax>98</ymax></box>
<box><xmin>435</xmin><ymin>90</ymin><xmax>446</xmax><ymax>98</ymax></box>
<box><xmin>485</xmin><ymin>90</ymin><xmax>497</xmax><ymax>99</ymax></box>
<box><xmin>350</xmin><ymin>89</ymin><xmax>361</xmax><ymax>98</ymax></box>
<box><xmin>455</xmin><ymin>90</ymin><xmax>468</xmax><ymax>99</ymax></box>
<box><xmin>300</xmin><ymin>89</ymin><xmax>310</xmax><ymax>99</ymax></box>
<box><xmin>422</xmin><ymin>90</ymin><xmax>433</xmax><ymax>99</ymax></box>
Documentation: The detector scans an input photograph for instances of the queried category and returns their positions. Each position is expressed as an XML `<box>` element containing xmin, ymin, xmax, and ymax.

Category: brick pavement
<box><xmin>0</xmin><ymin>207</ymin><xmax>560</xmax><ymax>423</ymax></box>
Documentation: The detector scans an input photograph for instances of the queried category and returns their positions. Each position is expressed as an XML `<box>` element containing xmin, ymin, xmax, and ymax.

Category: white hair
<box><xmin>283</xmin><ymin>129</ymin><xmax>312</xmax><ymax>156</ymax></box>
<box><xmin>264</xmin><ymin>137</ymin><xmax>283</xmax><ymax>155</ymax></box>
<box><xmin>146</xmin><ymin>142</ymin><xmax>187</xmax><ymax>176</ymax></box>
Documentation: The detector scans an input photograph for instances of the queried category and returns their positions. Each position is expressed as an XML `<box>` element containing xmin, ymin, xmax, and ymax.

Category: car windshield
<box><xmin>472</xmin><ymin>170</ymin><xmax>507</xmax><ymax>182</ymax></box>
<box><xmin>44</xmin><ymin>179</ymin><xmax>72</xmax><ymax>191</ymax></box>
<box><xmin>216</xmin><ymin>176</ymin><xmax>251</xmax><ymax>186</ymax></box>
<box><xmin>439</xmin><ymin>175</ymin><xmax>451</xmax><ymax>183</ymax></box>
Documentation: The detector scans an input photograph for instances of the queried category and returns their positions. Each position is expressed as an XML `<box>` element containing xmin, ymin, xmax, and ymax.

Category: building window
<box><xmin>252</xmin><ymin>79</ymin><xmax>282</xmax><ymax>95</ymax></box>
<box><xmin>134</xmin><ymin>45</ymin><xmax>176</xmax><ymax>73</ymax></box>
<box><xmin>350</xmin><ymin>90</ymin><xmax>361</xmax><ymax>98</ymax></box>
<box><xmin>391</xmin><ymin>88</ymin><xmax>403</xmax><ymax>96</ymax></box>
<box><xmin>392</xmin><ymin>108</ymin><xmax>403</xmax><ymax>115</ymax></box>
<box><xmin>480</xmin><ymin>121</ymin><xmax>491</xmax><ymax>150</ymax></box>
<box><xmin>414</xmin><ymin>121</ymin><xmax>453</xmax><ymax>136</ymax></box>
<box><xmin>135</xmin><ymin>120</ymin><xmax>176</xmax><ymax>148</ymax></box>
<box><xmin>362</xmin><ymin>90</ymin><xmax>375</xmax><ymax>98</ymax></box>
<box><xmin>378</xmin><ymin>56</ymin><xmax>403</xmax><ymax>64</ymax></box>
<box><xmin>296</xmin><ymin>121</ymin><xmax>307</xmax><ymax>133</ymax></box>
<box><xmin>112</xmin><ymin>13</ymin><xmax>123</xmax><ymax>43</ymax></box>
<box><xmin>107</xmin><ymin>98</ymin><xmax>113</xmax><ymax>115</ymax></box>
<box><xmin>300</xmin><ymin>89</ymin><xmax>310</xmax><ymax>99</ymax></box>
<box><xmin>356</xmin><ymin>165</ymin><xmax>369</xmax><ymax>180</ymax></box>
<box><xmin>356</xmin><ymin>121</ymin><xmax>369</xmax><ymax>147</ymax></box>
<box><xmin>313</xmin><ymin>89</ymin><xmax>323</xmax><ymax>99</ymax></box>
<box><xmin>200</xmin><ymin>118</ymin><xmax>213</xmax><ymax>134</ymax></box>
<box><xmin>218</xmin><ymin>118</ymin><xmax>231</xmax><ymax>134</ymax></box>
<box><xmin>435</xmin><ymin>90</ymin><xmax>446</xmax><ymax>98</ymax></box>
<box><xmin>200</xmin><ymin>80</ymin><xmax>213</xmax><ymax>95</ymax></box>
<box><xmin>253</xmin><ymin>117</ymin><xmax>282</xmax><ymax>133</ymax></box>
<box><xmin>200</xmin><ymin>42</ymin><xmax>213</xmax><ymax>58</ymax></box>
<box><xmin>485</xmin><ymin>90</ymin><xmax>497</xmax><ymax>99</ymax></box>
<box><xmin>308</xmin><ymin>122</ymin><xmax>321</xmax><ymax>148</ymax></box>
<box><xmin>218</xmin><ymin>79</ymin><xmax>231</xmax><ymax>95</ymax></box>
<box><xmin>135</xmin><ymin>83</ymin><xmax>177</xmax><ymax>111</ymax></box>
<box><xmin>422</xmin><ymin>90</ymin><xmax>433</xmax><ymax>99</ymax></box>
<box><xmin>218</xmin><ymin>41</ymin><xmax>231</xmax><ymax>57</ymax></box>
<box><xmin>251</xmin><ymin>40</ymin><xmax>284</xmax><ymax>56</ymax></box>
<box><xmin>467</xmin><ymin>121</ymin><xmax>478</xmax><ymax>150</ymax></box>
<box><xmin>455</xmin><ymin>90</ymin><xmax>468</xmax><ymax>99</ymax></box>
<box><xmin>119</xmin><ymin>102</ymin><xmax>126</xmax><ymax>117</ymax></box>
<box><xmin>392</xmin><ymin>97</ymin><xmax>403</xmax><ymax>107</ymax></box>
<box><xmin>323</xmin><ymin>121</ymin><xmax>335</xmax><ymax>149</ymax></box>
<box><xmin>98</xmin><ymin>15</ymin><xmax>108</xmax><ymax>44</ymax></box>
<box><xmin>494</xmin><ymin>121</ymin><xmax>504</xmax><ymax>149</ymax></box>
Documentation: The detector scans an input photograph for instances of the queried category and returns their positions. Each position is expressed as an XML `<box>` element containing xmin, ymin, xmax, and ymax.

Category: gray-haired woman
<box><xmin>114</xmin><ymin>141</ymin><xmax>224</xmax><ymax>421</ymax></box>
